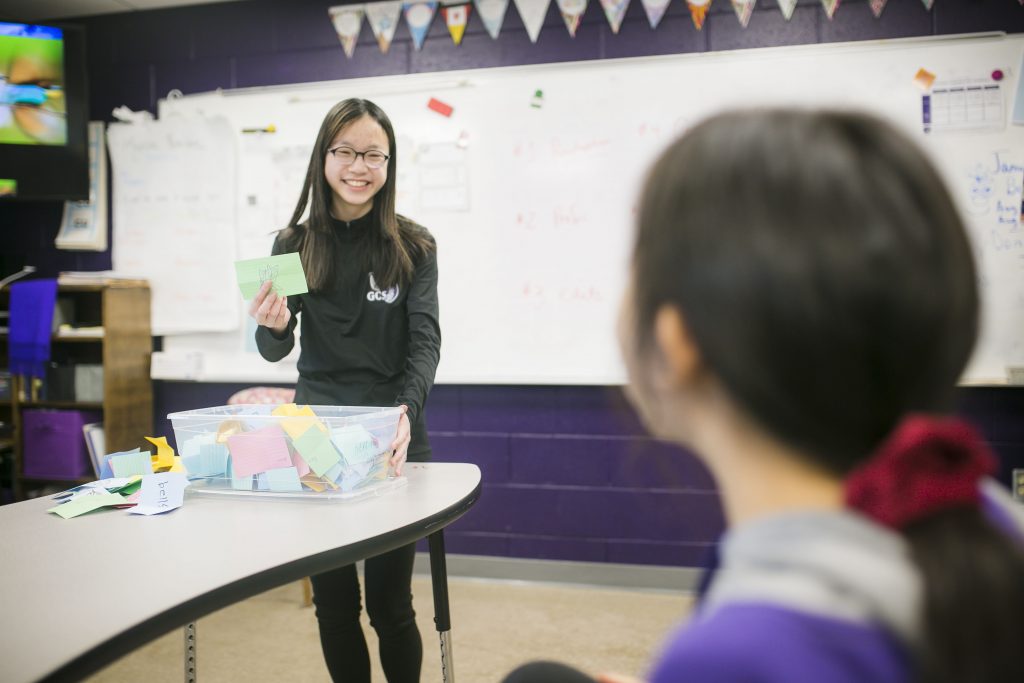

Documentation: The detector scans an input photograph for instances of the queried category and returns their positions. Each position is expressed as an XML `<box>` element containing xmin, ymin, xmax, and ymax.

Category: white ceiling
<box><xmin>2</xmin><ymin>0</ymin><xmax>248</xmax><ymax>22</ymax></box>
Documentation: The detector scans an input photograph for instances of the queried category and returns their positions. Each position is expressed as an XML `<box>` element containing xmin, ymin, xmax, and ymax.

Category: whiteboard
<box><xmin>146</xmin><ymin>32</ymin><xmax>1024</xmax><ymax>385</ymax></box>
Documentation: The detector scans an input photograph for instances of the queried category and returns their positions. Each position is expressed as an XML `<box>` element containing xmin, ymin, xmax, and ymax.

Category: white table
<box><xmin>0</xmin><ymin>462</ymin><xmax>481</xmax><ymax>683</ymax></box>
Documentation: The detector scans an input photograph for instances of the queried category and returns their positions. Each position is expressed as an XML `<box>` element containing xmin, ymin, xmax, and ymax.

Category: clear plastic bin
<box><xmin>167</xmin><ymin>404</ymin><xmax>405</xmax><ymax>500</ymax></box>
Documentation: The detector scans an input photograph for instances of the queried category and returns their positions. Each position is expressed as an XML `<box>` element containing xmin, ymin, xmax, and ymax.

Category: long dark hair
<box><xmin>280</xmin><ymin>98</ymin><xmax>433</xmax><ymax>291</ymax></box>
<box><xmin>630</xmin><ymin>109</ymin><xmax>1024</xmax><ymax>683</ymax></box>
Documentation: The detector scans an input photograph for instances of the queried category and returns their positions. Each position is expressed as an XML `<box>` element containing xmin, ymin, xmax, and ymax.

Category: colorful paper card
<box><xmin>266</xmin><ymin>466</ymin><xmax>304</xmax><ymax>492</ymax></box>
<box><xmin>109</xmin><ymin>450</ymin><xmax>154</xmax><ymax>478</ymax></box>
<box><xmin>100</xmin><ymin>448</ymin><xmax>141</xmax><ymax>479</ymax></box>
<box><xmin>227</xmin><ymin>457</ymin><xmax>253</xmax><ymax>491</ymax></box>
<box><xmin>145</xmin><ymin>436</ymin><xmax>176</xmax><ymax>472</ymax></box>
<box><xmin>234</xmin><ymin>252</ymin><xmax>309</xmax><ymax>299</ymax></box>
<box><xmin>128</xmin><ymin>473</ymin><xmax>190</xmax><ymax>516</ymax></box>
<box><xmin>182</xmin><ymin>442</ymin><xmax>229</xmax><ymax>479</ymax></box>
<box><xmin>273</xmin><ymin>403</ymin><xmax>325</xmax><ymax>440</ymax></box>
<box><xmin>48</xmin><ymin>492</ymin><xmax>127</xmax><ymax>519</ymax></box>
<box><xmin>294</xmin><ymin>426</ymin><xmax>342</xmax><ymax>477</ymax></box>
<box><xmin>226</xmin><ymin>424</ymin><xmax>293</xmax><ymax>477</ymax></box>
<box><xmin>332</xmin><ymin>424</ymin><xmax>380</xmax><ymax>464</ymax></box>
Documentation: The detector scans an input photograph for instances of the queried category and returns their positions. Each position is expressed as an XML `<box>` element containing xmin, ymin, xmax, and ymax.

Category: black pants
<box><xmin>310</xmin><ymin>542</ymin><xmax>423</xmax><ymax>682</ymax></box>
<box><xmin>503</xmin><ymin>661</ymin><xmax>597</xmax><ymax>683</ymax></box>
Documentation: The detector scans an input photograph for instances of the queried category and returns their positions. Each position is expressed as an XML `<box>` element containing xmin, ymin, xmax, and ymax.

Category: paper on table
<box><xmin>128</xmin><ymin>473</ymin><xmax>190</xmax><ymax>515</ymax></box>
<box><xmin>48</xmin><ymin>492</ymin><xmax>126</xmax><ymax>519</ymax></box>
<box><xmin>293</xmin><ymin>426</ymin><xmax>341</xmax><ymax>477</ymax></box>
<box><xmin>109</xmin><ymin>450</ymin><xmax>154</xmax><ymax>477</ymax></box>
<box><xmin>234</xmin><ymin>252</ymin><xmax>309</xmax><ymax>299</ymax></box>
<box><xmin>226</xmin><ymin>424</ymin><xmax>293</xmax><ymax>477</ymax></box>
<box><xmin>145</xmin><ymin>436</ymin><xmax>176</xmax><ymax>471</ymax></box>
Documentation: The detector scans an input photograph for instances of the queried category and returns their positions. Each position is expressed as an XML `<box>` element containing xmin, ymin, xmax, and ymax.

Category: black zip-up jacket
<box><xmin>255</xmin><ymin>213</ymin><xmax>440</xmax><ymax>460</ymax></box>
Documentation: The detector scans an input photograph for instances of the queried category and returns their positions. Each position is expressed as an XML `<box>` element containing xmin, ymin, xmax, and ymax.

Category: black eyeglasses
<box><xmin>327</xmin><ymin>145</ymin><xmax>390</xmax><ymax>169</ymax></box>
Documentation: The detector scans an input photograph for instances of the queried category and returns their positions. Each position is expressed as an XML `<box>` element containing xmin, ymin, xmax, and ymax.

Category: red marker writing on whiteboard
<box><xmin>427</xmin><ymin>97</ymin><xmax>454</xmax><ymax>117</ymax></box>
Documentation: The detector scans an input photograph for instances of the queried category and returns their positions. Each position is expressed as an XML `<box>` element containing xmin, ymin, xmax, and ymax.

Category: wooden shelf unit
<box><xmin>0</xmin><ymin>280</ymin><xmax>153</xmax><ymax>501</ymax></box>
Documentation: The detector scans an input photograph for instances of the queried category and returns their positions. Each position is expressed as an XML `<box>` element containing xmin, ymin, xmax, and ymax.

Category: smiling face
<box><xmin>324</xmin><ymin>114</ymin><xmax>390</xmax><ymax>221</ymax></box>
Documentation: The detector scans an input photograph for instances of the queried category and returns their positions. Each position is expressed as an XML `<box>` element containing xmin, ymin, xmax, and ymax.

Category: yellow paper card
<box><xmin>273</xmin><ymin>403</ymin><xmax>326</xmax><ymax>439</ymax></box>
<box><xmin>145</xmin><ymin>436</ymin><xmax>176</xmax><ymax>472</ymax></box>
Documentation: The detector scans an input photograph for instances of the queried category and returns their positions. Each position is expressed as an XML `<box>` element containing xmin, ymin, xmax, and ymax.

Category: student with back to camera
<box><xmin>505</xmin><ymin>109</ymin><xmax>1024</xmax><ymax>683</ymax></box>
<box><xmin>248</xmin><ymin>98</ymin><xmax>440</xmax><ymax>683</ymax></box>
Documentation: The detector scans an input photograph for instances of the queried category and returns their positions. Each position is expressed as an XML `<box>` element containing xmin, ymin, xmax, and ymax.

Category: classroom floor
<box><xmin>84</xmin><ymin>575</ymin><xmax>692</xmax><ymax>682</ymax></box>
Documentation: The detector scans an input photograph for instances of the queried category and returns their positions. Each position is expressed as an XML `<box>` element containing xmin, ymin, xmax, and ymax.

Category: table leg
<box><xmin>184</xmin><ymin>622</ymin><xmax>197</xmax><ymax>683</ymax></box>
<box><xmin>428</xmin><ymin>530</ymin><xmax>454</xmax><ymax>683</ymax></box>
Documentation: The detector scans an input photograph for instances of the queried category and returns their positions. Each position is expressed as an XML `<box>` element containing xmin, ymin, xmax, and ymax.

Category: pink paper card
<box><xmin>227</xmin><ymin>424</ymin><xmax>293</xmax><ymax>477</ymax></box>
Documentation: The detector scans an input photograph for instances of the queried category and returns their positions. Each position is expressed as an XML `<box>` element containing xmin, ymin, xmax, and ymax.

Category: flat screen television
<box><xmin>0</xmin><ymin>21</ymin><xmax>88</xmax><ymax>201</ymax></box>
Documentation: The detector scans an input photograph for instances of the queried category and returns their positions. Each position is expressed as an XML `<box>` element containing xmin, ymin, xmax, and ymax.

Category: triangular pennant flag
<box><xmin>514</xmin><ymin>0</ymin><xmax>550</xmax><ymax>42</ymax></box>
<box><xmin>640</xmin><ymin>0</ymin><xmax>670</xmax><ymax>29</ymax></box>
<box><xmin>921</xmin><ymin>0</ymin><xmax>934</xmax><ymax>9</ymax></box>
<box><xmin>366</xmin><ymin>1</ymin><xmax>403</xmax><ymax>53</ymax></box>
<box><xmin>820</xmin><ymin>0</ymin><xmax>840</xmax><ymax>19</ymax></box>
<box><xmin>869</xmin><ymin>0</ymin><xmax>886</xmax><ymax>17</ymax></box>
<box><xmin>687</xmin><ymin>0</ymin><xmax>711</xmax><ymax>30</ymax></box>
<box><xmin>328</xmin><ymin>4</ymin><xmax>365</xmax><ymax>59</ymax></box>
<box><xmin>556</xmin><ymin>0</ymin><xmax>588</xmax><ymax>37</ymax></box>
<box><xmin>403</xmin><ymin>0</ymin><xmax>438</xmax><ymax>50</ymax></box>
<box><xmin>731</xmin><ymin>0</ymin><xmax>755</xmax><ymax>28</ymax></box>
<box><xmin>777</xmin><ymin>0</ymin><xmax>797</xmax><ymax>20</ymax></box>
<box><xmin>442</xmin><ymin>1</ymin><xmax>472</xmax><ymax>44</ymax></box>
<box><xmin>475</xmin><ymin>0</ymin><xmax>510</xmax><ymax>38</ymax></box>
<box><xmin>599</xmin><ymin>0</ymin><xmax>630</xmax><ymax>34</ymax></box>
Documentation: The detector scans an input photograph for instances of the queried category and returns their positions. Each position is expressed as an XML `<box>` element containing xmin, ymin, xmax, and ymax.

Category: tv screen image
<box><xmin>0</xmin><ymin>23</ymin><xmax>67</xmax><ymax>146</ymax></box>
<box><xmin>0</xmin><ymin>21</ymin><xmax>87</xmax><ymax>201</ymax></box>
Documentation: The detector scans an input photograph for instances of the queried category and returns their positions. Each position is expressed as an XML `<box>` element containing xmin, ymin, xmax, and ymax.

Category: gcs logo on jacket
<box><xmin>367</xmin><ymin>272</ymin><xmax>400</xmax><ymax>303</ymax></box>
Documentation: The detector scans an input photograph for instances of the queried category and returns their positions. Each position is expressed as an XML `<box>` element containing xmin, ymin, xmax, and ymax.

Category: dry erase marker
<box><xmin>242</xmin><ymin>124</ymin><xmax>276</xmax><ymax>134</ymax></box>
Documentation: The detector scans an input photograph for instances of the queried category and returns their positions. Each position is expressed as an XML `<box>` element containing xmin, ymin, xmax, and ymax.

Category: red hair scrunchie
<box><xmin>844</xmin><ymin>415</ymin><xmax>997</xmax><ymax>530</ymax></box>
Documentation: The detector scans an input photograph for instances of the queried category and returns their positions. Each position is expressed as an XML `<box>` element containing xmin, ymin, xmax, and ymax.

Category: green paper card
<box><xmin>294</xmin><ymin>427</ymin><xmax>341</xmax><ymax>477</ymax></box>
<box><xmin>48</xmin><ymin>492</ymin><xmax>126</xmax><ymax>519</ymax></box>
<box><xmin>234</xmin><ymin>252</ymin><xmax>309</xmax><ymax>299</ymax></box>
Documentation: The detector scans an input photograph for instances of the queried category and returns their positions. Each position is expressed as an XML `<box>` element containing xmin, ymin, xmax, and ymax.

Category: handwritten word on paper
<box><xmin>234</xmin><ymin>252</ymin><xmax>309</xmax><ymax>299</ymax></box>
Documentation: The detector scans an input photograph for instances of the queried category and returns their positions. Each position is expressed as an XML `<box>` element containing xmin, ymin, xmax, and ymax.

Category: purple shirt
<box><xmin>651</xmin><ymin>603</ymin><xmax>910</xmax><ymax>683</ymax></box>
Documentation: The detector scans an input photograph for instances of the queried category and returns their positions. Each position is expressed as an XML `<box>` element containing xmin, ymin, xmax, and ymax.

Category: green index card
<box><xmin>293</xmin><ymin>426</ymin><xmax>341</xmax><ymax>478</ymax></box>
<box><xmin>48</xmin><ymin>492</ymin><xmax>126</xmax><ymax>519</ymax></box>
<box><xmin>234</xmin><ymin>252</ymin><xmax>309</xmax><ymax>299</ymax></box>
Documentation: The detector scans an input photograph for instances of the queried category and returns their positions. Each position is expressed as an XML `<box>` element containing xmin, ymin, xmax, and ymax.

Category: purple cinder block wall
<box><xmin>4</xmin><ymin>0</ymin><xmax>1024</xmax><ymax>566</ymax></box>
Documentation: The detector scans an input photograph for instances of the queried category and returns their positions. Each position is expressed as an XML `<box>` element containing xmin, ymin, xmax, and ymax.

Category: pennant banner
<box><xmin>820</xmin><ymin>0</ymin><xmax>840</xmax><ymax>20</ymax></box>
<box><xmin>777</xmin><ymin>0</ymin><xmax>797</xmax><ymax>21</ymax></box>
<box><xmin>366</xmin><ymin>1</ymin><xmax>403</xmax><ymax>53</ymax></box>
<box><xmin>869</xmin><ymin>0</ymin><xmax>886</xmax><ymax>17</ymax></box>
<box><xmin>641</xmin><ymin>0</ymin><xmax>669</xmax><ymax>29</ymax></box>
<box><xmin>403</xmin><ymin>0</ymin><xmax>438</xmax><ymax>50</ymax></box>
<box><xmin>731</xmin><ymin>0</ymin><xmax>755</xmax><ymax>28</ymax></box>
<box><xmin>514</xmin><ymin>0</ymin><xmax>550</xmax><ymax>43</ymax></box>
<box><xmin>687</xmin><ymin>0</ymin><xmax>711</xmax><ymax>30</ymax></box>
<box><xmin>557</xmin><ymin>0</ymin><xmax>588</xmax><ymax>38</ymax></box>
<box><xmin>475</xmin><ymin>0</ymin><xmax>510</xmax><ymax>38</ymax></box>
<box><xmin>328</xmin><ymin>4</ymin><xmax>365</xmax><ymax>59</ymax></box>
<box><xmin>599</xmin><ymin>0</ymin><xmax>630</xmax><ymax>34</ymax></box>
<box><xmin>443</xmin><ymin>1</ymin><xmax>472</xmax><ymax>44</ymax></box>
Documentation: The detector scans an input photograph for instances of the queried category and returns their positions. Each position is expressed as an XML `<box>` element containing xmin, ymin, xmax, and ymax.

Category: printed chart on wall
<box><xmin>108</xmin><ymin>116</ymin><xmax>239</xmax><ymax>335</ymax></box>
<box><xmin>144</xmin><ymin>33</ymin><xmax>1024</xmax><ymax>384</ymax></box>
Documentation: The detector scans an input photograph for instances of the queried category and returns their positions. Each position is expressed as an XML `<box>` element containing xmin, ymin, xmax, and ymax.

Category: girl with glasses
<box><xmin>506</xmin><ymin>109</ymin><xmax>1024</xmax><ymax>683</ymax></box>
<box><xmin>249</xmin><ymin>98</ymin><xmax>440</xmax><ymax>683</ymax></box>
